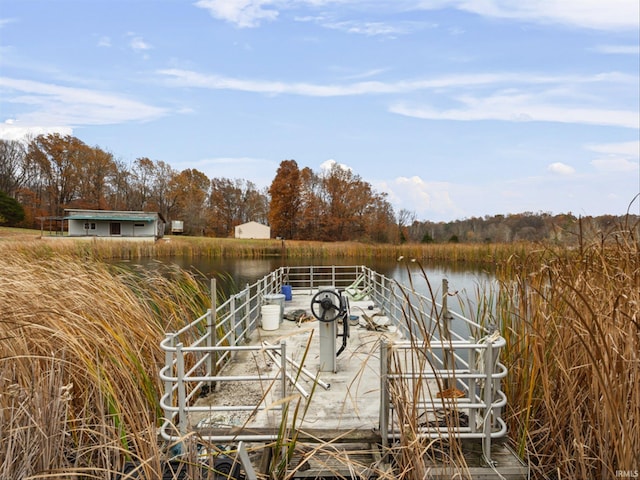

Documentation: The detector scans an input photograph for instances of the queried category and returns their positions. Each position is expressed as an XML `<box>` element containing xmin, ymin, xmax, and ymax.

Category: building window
<box><xmin>84</xmin><ymin>222</ymin><xmax>97</xmax><ymax>230</ymax></box>
<box><xmin>110</xmin><ymin>223</ymin><xmax>121</xmax><ymax>235</ymax></box>
<box><xmin>134</xmin><ymin>223</ymin><xmax>145</xmax><ymax>227</ymax></box>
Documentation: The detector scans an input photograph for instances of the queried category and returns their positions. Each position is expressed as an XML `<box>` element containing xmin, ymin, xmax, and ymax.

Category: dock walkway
<box><xmin>159</xmin><ymin>265</ymin><xmax>528</xmax><ymax>479</ymax></box>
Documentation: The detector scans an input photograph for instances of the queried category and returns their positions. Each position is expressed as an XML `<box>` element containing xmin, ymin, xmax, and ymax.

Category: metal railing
<box><xmin>159</xmin><ymin>265</ymin><xmax>507</xmax><ymax>463</ymax></box>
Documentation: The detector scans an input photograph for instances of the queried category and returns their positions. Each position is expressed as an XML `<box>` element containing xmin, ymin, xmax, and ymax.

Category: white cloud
<box><xmin>593</xmin><ymin>44</ymin><xmax>640</xmax><ymax>55</ymax></box>
<box><xmin>159</xmin><ymin>68</ymin><xmax>638</xmax><ymax>98</ymax></box>
<box><xmin>0</xmin><ymin>119</ymin><xmax>72</xmax><ymax>141</ymax></box>
<box><xmin>191</xmin><ymin>0</ymin><xmax>639</xmax><ymax>31</ymax></box>
<box><xmin>446</xmin><ymin>0</ymin><xmax>639</xmax><ymax>31</ymax></box>
<box><xmin>97</xmin><ymin>36</ymin><xmax>111</xmax><ymax>47</ymax></box>
<box><xmin>585</xmin><ymin>140</ymin><xmax>640</xmax><ymax>173</ymax></box>
<box><xmin>0</xmin><ymin>17</ymin><xmax>17</xmax><ymax>28</ymax></box>
<box><xmin>586</xmin><ymin>141</ymin><xmax>640</xmax><ymax>157</ymax></box>
<box><xmin>194</xmin><ymin>0</ymin><xmax>279</xmax><ymax>28</ymax></box>
<box><xmin>0</xmin><ymin>77</ymin><xmax>166</xmax><ymax>127</ymax></box>
<box><xmin>320</xmin><ymin>158</ymin><xmax>352</xmax><ymax>172</ymax></box>
<box><xmin>547</xmin><ymin>162</ymin><xmax>575</xmax><ymax>175</ymax></box>
<box><xmin>129</xmin><ymin>35</ymin><xmax>152</xmax><ymax>51</ymax></box>
<box><xmin>591</xmin><ymin>157</ymin><xmax>639</xmax><ymax>173</ymax></box>
<box><xmin>378</xmin><ymin>176</ymin><xmax>461</xmax><ymax>219</ymax></box>
<box><xmin>390</xmin><ymin>92</ymin><xmax>640</xmax><ymax>129</ymax></box>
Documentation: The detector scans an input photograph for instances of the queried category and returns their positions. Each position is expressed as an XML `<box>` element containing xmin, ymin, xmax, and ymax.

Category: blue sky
<box><xmin>1</xmin><ymin>0</ymin><xmax>638</xmax><ymax>222</ymax></box>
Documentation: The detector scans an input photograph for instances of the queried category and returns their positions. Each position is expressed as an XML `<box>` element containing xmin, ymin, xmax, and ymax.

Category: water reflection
<box><xmin>121</xmin><ymin>256</ymin><xmax>496</xmax><ymax>311</ymax></box>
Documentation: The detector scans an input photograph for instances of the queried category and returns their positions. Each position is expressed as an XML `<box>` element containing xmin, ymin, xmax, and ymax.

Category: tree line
<box><xmin>1</xmin><ymin>134</ymin><xmax>636</xmax><ymax>243</ymax></box>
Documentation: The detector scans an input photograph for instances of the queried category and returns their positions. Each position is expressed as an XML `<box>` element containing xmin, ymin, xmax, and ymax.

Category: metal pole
<box><xmin>442</xmin><ymin>279</ymin><xmax>454</xmax><ymax>389</ymax></box>
<box><xmin>483</xmin><ymin>340</ymin><xmax>494</xmax><ymax>465</ymax></box>
<box><xmin>244</xmin><ymin>283</ymin><xmax>251</xmax><ymax>340</ymax></box>
<box><xmin>164</xmin><ymin>333</ymin><xmax>175</xmax><ymax>422</ymax></box>
<box><xmin>208</xmin><ymin>278</ymin><xmax>217</xmax><ymax>388</ymax></box>
<box><xmin>230</xmin><ymin>293</ymin><xmax>237</xmax><ymax>357</ymax></box>
<box><xmin>379</xmin><ymin>340</ymin><xmax>389</xmax><ymax>449</ymax></box>
<box><xmin>176</xmin><ymin>342</ymin><xmax>187</xmax><ymax>437</ymax></box>
<box><xmin>280</xmin><ymin>342</ymin><xmax>288</xmax><ymax>402</ymax></box>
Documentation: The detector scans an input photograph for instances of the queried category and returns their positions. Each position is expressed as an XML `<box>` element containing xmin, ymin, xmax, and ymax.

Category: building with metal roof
<box><xmin>64</xmin><ymin>209</ymin><xmax>166</xmax><ymax>240</ymax></box>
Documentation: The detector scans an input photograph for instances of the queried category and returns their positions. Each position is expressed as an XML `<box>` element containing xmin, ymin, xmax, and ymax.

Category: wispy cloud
<box><xmin>0</xmin><ymin>120</ymin><xmax>72</xmax><ymax>142</ymax></box>
<box><xmin>0</xmin><ymin>17</ymin><xmax>18</xmax><ymax>28</ymax></box>
<box><xmin>592</xmin><ymin>44</ymin><xmax>640</xmax><ymax>55</ymax></box>
<box><xmin>158</xmin><ymin>68</ymin><xmax>637</xmax><ymax>97</ymax></box>
<box><xmin>548</xmin><ymin>162</ymin><xmax>576</xmax><ymax>175</ymax></box>
<box><xmin>97</xmin><ymin>36</ymin><xmax>112</xmax><ymax>48</ymax></box>
<box><xmin>192</xmin><ymin>0</ymin><xmax>639</xmax><ymax>31</ymax></box>
<box><xmin>194</xmin><ymin>0</ymin><xmax>279</xmax><ymax>28</ymax></box>
<box><xmin>586</xmin><ymin>140</ymin><xmax>640</xmax><ymax>173</ymax></box>
<box><xmin>129</xmin><ymin>35</ymin><xmax>152</xmax><ymax>52</ymax></box>
<box><xmin>591</xmin><ymin>157</ymin><xmax>639</xmax><ymax>173</ymax></box>
<box><xmin>438</xmin><ymin>0</ymin><xmax>639</xmax><ymax>31</ymax></box>
<box><xmin>0</xmin><ymin>77</ymin><xmax>166</xmax><ymax>129</ymax></box>
<box><xmin>377</xmin><ymin>175</ymin><xmax>461</xmax><ymax>219</ymax></box>
<box><xmin>586</xmin><ymin>140</ymin><xmax>640</xmax><ymax>156</ymax></box>
<box><xmin>390</xmin><ymin>92</ymin><xmax>640</xmax><ymax>129</ymax></box>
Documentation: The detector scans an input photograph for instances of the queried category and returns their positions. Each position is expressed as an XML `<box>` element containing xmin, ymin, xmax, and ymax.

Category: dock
<box><xmin>159</xmin><ymin>266</ymin><xmax>529</xmax><ymax>479</ymax></box>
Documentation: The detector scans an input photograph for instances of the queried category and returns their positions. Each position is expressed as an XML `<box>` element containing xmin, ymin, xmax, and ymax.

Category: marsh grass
<box><xmin>498</xmin><ymin>220</ymin><xmax>640</xmax><ymax>479</ymax></box>
<box><xmin>2</xmin><ymin>227</ymin><xmax>530</xmax><ymax>267</ymax></box>
<box><xmin>0</xmin><ymin>250</ymin><xmax>212</xmax><ymax>478</ymax></box>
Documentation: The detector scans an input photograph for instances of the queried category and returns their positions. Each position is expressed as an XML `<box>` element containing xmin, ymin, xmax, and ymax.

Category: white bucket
<box><xmin>261</xmin><ymin>305</ymin><xmax>281</xmax><ymax>331</ymax></box>
<box><xmin>264</xmin><ymin>293</ymin><xmax>285</xmax><ymax>321</ymax></box>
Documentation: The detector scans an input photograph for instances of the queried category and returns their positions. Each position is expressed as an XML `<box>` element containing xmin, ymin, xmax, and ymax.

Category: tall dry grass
<box><xmin>0</xmin><ymin>249</ymin><xmax>212</xmax><ymax>478</ymax></box>
<box><xmin>498</xmin><ymin>220</ymin><xmax>639</xmax><ymax>478</ymax></box>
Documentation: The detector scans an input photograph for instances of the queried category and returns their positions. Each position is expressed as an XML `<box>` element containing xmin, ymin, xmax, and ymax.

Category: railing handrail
<box><xmin>159</xmin><ymin>265</ymin><xmax>506</xmax><ymax>463</ymax></box>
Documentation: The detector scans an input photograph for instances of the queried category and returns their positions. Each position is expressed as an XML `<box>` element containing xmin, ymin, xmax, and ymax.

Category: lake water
<box><xmin>121</xmin><ymin>256</ymin><xmax>497</xmax><ymax>319</ymax></box>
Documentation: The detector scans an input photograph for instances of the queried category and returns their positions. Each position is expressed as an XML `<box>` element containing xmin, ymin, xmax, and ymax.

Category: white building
<box><xmin>65</xmin><ymin>209</ymin><xmax>165</xmax><ymax>240</ymax></box>
<box><xmin>234</xmin><ymin>221</ymin><xmax>270</xmax><ymax>239</ymax></box>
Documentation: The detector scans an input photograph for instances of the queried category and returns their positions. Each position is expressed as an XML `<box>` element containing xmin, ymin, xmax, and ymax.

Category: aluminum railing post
<box><xmin>230</xmin><ymin>294</ymin><xmax>237</xmax><ymax>355</ymax></box>
<box><xmin>442</xmin><ymin>279</ymin><xmax>454</xmax><ymax>389</ymax></box>
<box><xmin>176</xmin><ymin>342</ymin><xmax>188</xmax><ymax>437</ymax></box>
<box><xmin>468</xmin><ymin>337</ymin><xmax>477</xmax><ymax>433</ymax></box>
<box><xmin>280</xmin><ymin>341</ymin><xmax>287</xmax><ymax>402</ymax></box>
<box><xmin>483</xmin><ymin>340</ymin><xmax>494</xmax><ymax>465</ymax></box>
<box><xmin>208</xmin><ymin>278</ymin><xmax>217</xmax><ymax>388</ymax></box>
<box><xmin>379</xmin><ymin>340</ymin><xmax>389</xmax><ymax>449</ymax></box>
<box><xmin>244</xmin><ymin>283</ymin><xmax>251</xmax><ymax>340</ymax></box>
<box><xmin>164</xmin><ymin>333</ymin><xmax>174</xmax><ymax>421</ymax></box>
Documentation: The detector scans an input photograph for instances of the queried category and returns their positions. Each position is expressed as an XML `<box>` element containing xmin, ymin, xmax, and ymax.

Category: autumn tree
<box><xmin>268</xmin><ymin>160</ymin><xmax>301</xmax><ymax>239</ymax></box>
<box><xmin>171</xmin><ymin>168</ymin><xmax>210</xmax><ymax>235</ymax></box>
<box><xmin>128</xmin><ymin>157</ymin><xmax>156</xmax><ymax>210</ymax></box>
<box><xmin>297</xmin><ymin>167</ymin><xmax>324</xmax><ymax>240</ymax></box>
<box><xmin>209</xmin><ymin>178</ymin><xmax>268</xmax><ymax>237</ymax></box>
<box><xmin>74</xmin><ymin>146</ymin><xmax>117</xmax><ymax>209</ymax></box>
<box><xmin>0</xmin><ymin>139</ymin><xmax>27</xmax><ymax>197</ymax></box>
<box><xmin>150</xmin><ymin>160</ymin><xmax>179</xmax><ymax>224</ymax></box>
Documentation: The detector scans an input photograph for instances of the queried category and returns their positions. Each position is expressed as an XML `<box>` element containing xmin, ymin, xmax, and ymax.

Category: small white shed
<box><xmin>234</xmin><ymin>221</ymin><xmax>270</xmax><ymax>239</ymax></box>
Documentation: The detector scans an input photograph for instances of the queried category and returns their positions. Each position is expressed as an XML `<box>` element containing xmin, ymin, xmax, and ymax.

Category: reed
<box><xmin>0</xmin><ymin>251</ymin><xmax>213</xmax><ymax>478</ymax></box>
<box><xmin>497</xmin><ymin>219</ymin><xmax>639</xmax><ymax>478</ymax></box>
<box><xmin>3</xmin><ymin>230</ymin><xmax>532</xmax><ymax>269</ymax></box>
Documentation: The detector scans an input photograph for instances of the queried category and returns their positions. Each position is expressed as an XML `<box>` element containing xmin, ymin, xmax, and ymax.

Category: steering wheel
<box><xmin>311</xmin><ymin>290</ymin><xmax>343</xmax><ymax>323</ymax></box>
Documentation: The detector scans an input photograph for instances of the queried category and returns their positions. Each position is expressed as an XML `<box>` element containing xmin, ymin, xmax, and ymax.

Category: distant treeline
<box><xmin>1</xmin><ymin>134</ymin><xmax>637</xmax><ymax>245</ymax></box>
<box><xmin>405</xmin><ymin>211</ymin><xmax>639</xmax><ymax>245</ymax></box>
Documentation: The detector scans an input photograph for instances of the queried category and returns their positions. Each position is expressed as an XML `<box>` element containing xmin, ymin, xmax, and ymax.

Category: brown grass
<box><xmin>498</xmin><ymin>220</ymin><xmax>640</xmax><ymax>478</ymax></box>
<box><xmin>0</xmin><ymin>250</ymin><xmax>212</xmax><ymax>478</ymax></box>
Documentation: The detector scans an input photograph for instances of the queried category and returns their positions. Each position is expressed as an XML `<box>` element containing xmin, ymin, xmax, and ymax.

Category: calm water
<box><xmin>121</xmin><ymin>256</ymin><xmax>497</xmax><ymax>317</ymax></box>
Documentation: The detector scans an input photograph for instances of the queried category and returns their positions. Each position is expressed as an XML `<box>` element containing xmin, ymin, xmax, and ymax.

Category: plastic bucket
<box><xmin>261</xmin><ymin>305</ymin><xmax>280</xmax><ymax>331</ymax></box>
<box><xmin>281</xmin><ymin>284</ymin><xmax>292</xmax><ymax>301</ymax></box>
<box><xmin>264</xmin><ymin>294</ymin><xmax>285</xmax><ymax>320</ymax></box>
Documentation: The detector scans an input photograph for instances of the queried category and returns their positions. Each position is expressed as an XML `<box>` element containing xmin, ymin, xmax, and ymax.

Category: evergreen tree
<box><xmin>0</xmin><ymin>190</ymin><xmax>25</xmax><ymax>226</ymax></box>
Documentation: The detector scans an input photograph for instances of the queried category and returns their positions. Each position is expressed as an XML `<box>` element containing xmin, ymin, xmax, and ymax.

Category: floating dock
<box><xmin>159</xmin><ymin>266</ymin><xmax>529</xmax><ymax>479</ymax></box>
